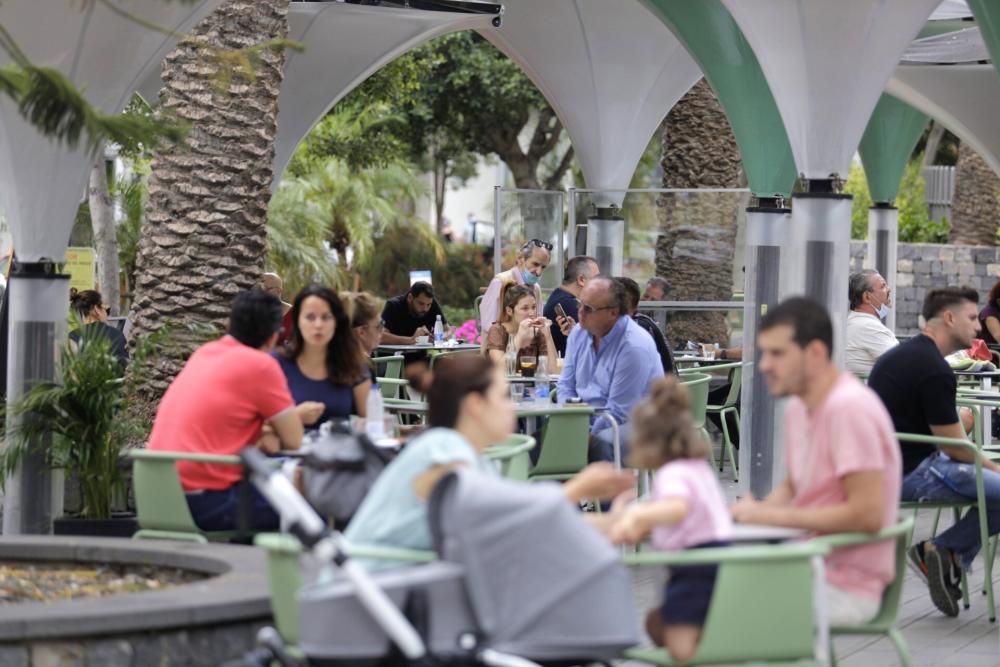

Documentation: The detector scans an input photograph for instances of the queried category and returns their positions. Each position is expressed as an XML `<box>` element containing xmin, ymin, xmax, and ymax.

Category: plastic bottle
<box><xmin>505</xmin><ymin>336</ymin><xmax>518</xmax><ymax>376</ymax></box>
<box><xmin>535</xmin><ymin>356</ymin><xmax>549</xmax><ymax>402</ymax></box>
<box><xmin>434</xmin><ymin>315</ymin><xmax>444</xmax><ymax>344</ymax></box>
<box><xmin>366</xmin><ymin>384</ymin><xmax>385</xmax><ymax>439</ymax></box>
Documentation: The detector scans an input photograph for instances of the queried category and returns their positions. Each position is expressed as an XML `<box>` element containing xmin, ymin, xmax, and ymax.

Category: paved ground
<box><xmin>617</xmin><ymin>442</ymin><xmax>1000</xmax><ymax>667</ymax></box>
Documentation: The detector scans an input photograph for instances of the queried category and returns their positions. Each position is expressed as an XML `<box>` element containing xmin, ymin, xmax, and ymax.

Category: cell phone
<box><xmin>554</xmin><ymin>303</ymin><xmax>567</xmax><ymax>320</ymax></box>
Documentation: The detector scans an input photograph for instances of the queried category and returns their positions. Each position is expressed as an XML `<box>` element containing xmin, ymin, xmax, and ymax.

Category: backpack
<box><xmin>300</xmin><ymin>422</ymin><xmax>396</xmax><ymax>525</ymax></box>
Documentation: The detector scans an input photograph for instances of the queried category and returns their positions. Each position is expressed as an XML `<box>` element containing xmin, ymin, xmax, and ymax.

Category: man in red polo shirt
<box><xmin>148</xmin><ymin>290</ymin><xmax>307</xmax><ymax>530</ymax></box>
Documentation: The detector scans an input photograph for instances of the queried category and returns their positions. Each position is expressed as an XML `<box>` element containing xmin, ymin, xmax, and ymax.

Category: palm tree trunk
<box><xmin>88</xmin><ymin>158</ymin><xmax>121</xmax><ymax>315</ymax></box>
<box><xmin>655</xmin><ymin>79</ymin><xmax>743</xmax><ymax>344</ymax></box>
<box><xmin>127</xmin><ymin>0</ymin><xmax>290</xmax><ymax>410</ymax></box>
<box><xmin>949</xmin><ymin>141</ymin><xmax>1000</xmax><ymax>246</ymax></box>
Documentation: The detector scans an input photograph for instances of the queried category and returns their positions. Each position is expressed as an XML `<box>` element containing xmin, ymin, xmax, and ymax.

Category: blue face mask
<box><xmin>522</xmin><ymin>270</ymin><xmax>540</xmax><ymax>286</ymax></box>
<box><xmin>878</xmin><ymin>303</ymin><xmax>890</xmax><ymax>320</ymax></box>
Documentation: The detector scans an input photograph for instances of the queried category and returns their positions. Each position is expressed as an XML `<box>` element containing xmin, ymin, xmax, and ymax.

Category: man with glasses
<box><xmin>558</xmin><ymin>277</ymin><xmax>663</xmax><ymax>462</ymax></box>
<box><xmin>480</xmin><ymin>238</ymin><xmax>552</xmax><ymax>333</ymax></box>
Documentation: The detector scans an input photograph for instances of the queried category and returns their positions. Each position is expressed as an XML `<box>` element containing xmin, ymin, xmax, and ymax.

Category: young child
<box><xmin>610</xmin><ymin>376</ymin><xmax>732</xmax><ymax>663</ymax></box>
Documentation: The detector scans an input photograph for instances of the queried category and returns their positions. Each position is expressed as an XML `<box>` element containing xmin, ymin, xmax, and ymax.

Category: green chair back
<box><xmin>255</xmin><ymin>533</ymin><xmax>304</xmax><ymax>646</ymax></box>
<box><xmin>130</xmin><ymin>449</ymin><xmax>243</xmax><ymax>543</ymax></box>
<box><xmin>624</xmin><ymin>542</ymin><xmax>829</xmax><ymax>666</ymax></box>
<box><xmin>429</xmin><ymin>348</ymin><xmax>480</xmax><ymax>369</ymax></box>
<box><xmin>680</xmin><ymin>372</ymin><xmax>711</xmax><ymax>428</ymax></box>
<box><xmin>721</xmin><ymin>363</ymin><xmax>742</xmax><ymax>408</ymax></box>
<box><xmin>484</xmin><ymin>434</ymin><xmax>535</xmax><ymax>481</ymax></box>
<box><xmin>372</xmin><ymin>354</ymin><xmax>404</xmax><ymax>399</ymax></box>
<box><xmin>526</xmin><ymin>406</ymin><xmax>595</xmax><ymax>480</ymax></box>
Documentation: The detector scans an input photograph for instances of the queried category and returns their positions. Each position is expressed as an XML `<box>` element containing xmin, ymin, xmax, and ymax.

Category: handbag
<box><xmin>300</xmin><ymin>422</ymin><xmax>397</xmax><ymax>525</ymax></box>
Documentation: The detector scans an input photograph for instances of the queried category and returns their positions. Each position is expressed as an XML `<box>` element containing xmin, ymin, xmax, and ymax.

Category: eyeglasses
<box><xmin>576</xmin><ymin>299</ymin><xmax>616</xmax><ymax>315</ymax></box>
<box><xmin>521</xmin><ymin>238</ymin><xmax>553</xmax><ymax>252</ymax></box>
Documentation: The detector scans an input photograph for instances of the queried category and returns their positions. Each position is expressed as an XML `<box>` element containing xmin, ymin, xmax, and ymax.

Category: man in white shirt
<box><xmin>845</xmin><ymin>270</ymin><xmax>898</xmax><ymax>376</ymax></box>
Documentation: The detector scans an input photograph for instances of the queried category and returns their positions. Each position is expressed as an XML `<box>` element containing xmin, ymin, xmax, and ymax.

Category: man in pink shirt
<box><xmin>148</xmin><ymin>290</ymin><xmax>308</xmax><ymax>531</ymax></box>
<box><xmin>732</xmin><ymin>297</ymin><xmax>901</xmax><ymax>625</ymax></box>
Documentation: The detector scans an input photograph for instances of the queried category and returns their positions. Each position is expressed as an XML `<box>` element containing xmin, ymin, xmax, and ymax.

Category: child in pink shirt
<box><xmin>612</xmin><ymin>377</ymin><xmax>732</xmax><ymax>663</ymax></box>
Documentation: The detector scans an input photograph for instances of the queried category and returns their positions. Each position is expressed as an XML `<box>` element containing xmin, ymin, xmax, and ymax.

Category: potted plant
<box><xmin>0</xmin><ymin>324</ymin><xmax>159</xmax><ymax>535</ymax></box>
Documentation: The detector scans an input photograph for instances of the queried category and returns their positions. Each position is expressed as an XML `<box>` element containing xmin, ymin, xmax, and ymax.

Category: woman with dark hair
<box><xmin>344</xmin><ymin>355</ymin><xmax>634</xmax><ymax>566</ymax></box>
<box><xmin>276</xmin><ymin>284</ymin><xmax>370</xmax><ymax>428</ymax></box>
<box><xmin>979</xmin><ymin>280</ymin><xmax>1000</xmax><ymax>345</ymax></box>
<box><xmin>69</xmin><ymin>288</ymin><xmax>129</xmax><ymax>367</ymax></box>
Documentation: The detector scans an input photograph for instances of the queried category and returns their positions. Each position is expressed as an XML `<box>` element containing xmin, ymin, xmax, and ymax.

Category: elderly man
<box><xmin>640</xmin><ymin>276</ymin><xmax>670</xmax><ymax>326</ymax></box>
<box><xmin>480</xmin><ymin>238</ymin><xmax>551</xmax><ymax>331</ymax></box>
<box><xmin>731</xmin><ymin>297</ymin><xmax>901</xmax><ymax>626</ymax></box>
<box><xmin>845</xmin><ymin>270</ymin><xmax>898</xmax><ymax>376</ymax></box>
<box><xmin>558</xmin><ymin>277</ymin><xmax>663</xmax><ymax>462</ymax></box>
<box><xmin>543</xmin><ymin>255</ymin><xmax>599</xmax><ymax>355</ymax></box>
<box><xmin>868</xmin><ymin>287</ymin><xmax>1000</xmax><ymax>618</ymax></box>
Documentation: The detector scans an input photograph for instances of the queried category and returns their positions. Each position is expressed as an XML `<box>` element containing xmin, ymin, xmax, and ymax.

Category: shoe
<box><xmin>948</xmin><ymin>552</ymin><xmax>964</xmax><ymax>602</ymax></box>
<box><xmin>907</xmin><ymin>542</ymin><xmax>928</xmax><ymax>584</ymax></box>
<box><xmin>924</xmin><ymin>543</ymin><xmax>960</xmax><ymax>617</ymax></box>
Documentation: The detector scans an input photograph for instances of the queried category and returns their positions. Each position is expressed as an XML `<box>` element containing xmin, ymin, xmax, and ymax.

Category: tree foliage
<box><xmin>846</xmin><ymin>157</ymin><xmax>949</xmax><ymax>243</ymax></box>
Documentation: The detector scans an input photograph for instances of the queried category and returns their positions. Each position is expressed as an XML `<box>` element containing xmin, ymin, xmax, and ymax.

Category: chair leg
<box><xmin>701</xmin><ymin>427</ymin><xmax>716</xmax><ymax>469</ymax></box>
<box><xmin>887</xmin><ymin>628</ymin><xmax>912</xmax><ymax>667</ymax></box>
<box><xmin>720</xmin><ymin>407</ymin><xmax>739</xmax><ymax>481</ymax></box>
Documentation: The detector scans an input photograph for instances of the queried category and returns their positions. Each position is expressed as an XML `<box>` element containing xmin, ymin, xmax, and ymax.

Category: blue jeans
<box><xmin>185</xmin><ymin>482</ymin><xmax>280</xmax><ymax>532</ymax></box>
<box><xmin>589</xmin><ymin>423</ymin><xmax>632</xmax><ymax>464</ymax></box>
<box><xmin>901</xmin><ymin>452</ymin><xmax>1000</xmax><ymax>568</ymax></box>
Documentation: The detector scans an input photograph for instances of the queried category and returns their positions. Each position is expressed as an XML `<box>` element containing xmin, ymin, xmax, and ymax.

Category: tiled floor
<box><xmin>617</xmin><ymin>444</ymin><xmax>1000</xmax><ymax>667</ymax></box>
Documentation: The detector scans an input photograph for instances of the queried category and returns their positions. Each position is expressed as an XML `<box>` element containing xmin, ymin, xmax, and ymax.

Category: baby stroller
<box><xmin>237</xmin><ymin>446</ymin><xmax>638</xmax><ymax>666</ymax></box>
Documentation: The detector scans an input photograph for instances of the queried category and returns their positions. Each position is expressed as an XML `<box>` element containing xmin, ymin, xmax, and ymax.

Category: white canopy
<box><xmin>271</xmin><ymin>2</ymin><xmax>495</xmax><ymax>186</ymax></box>
<box><xmin>482</xmin><ymin>0</ymin><xmax>702</xmax><ymax>206</ymax></box>
<box><xmin>903</xmin><ymin>26</ymin><xmax>989</xmax><ymax>63</ymax></box>
<box><xmin>887</xmin><ymin>64</ymin><xmax>1000</xmax><ymax>174</ymax></box>
<box><xmin>722</xmin><ymin>0</ymin><xmax>940</xmax><ymax>180</ymax></box>
<box><xmin>0</xmin><ymin>0</ymin><xmax>223</xmax><ymax>262</ymax></box>
<box><xmin>930</xmin><ymin>0</ymin><xmax>973</xmax><ymax>20</ymax></box>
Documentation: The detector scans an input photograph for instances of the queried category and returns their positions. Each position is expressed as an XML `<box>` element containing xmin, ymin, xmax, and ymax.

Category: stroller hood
<box><xmin>429</xmin><ymin>469</ymin><xmax>638</xmax><ymax>659</ymax></box>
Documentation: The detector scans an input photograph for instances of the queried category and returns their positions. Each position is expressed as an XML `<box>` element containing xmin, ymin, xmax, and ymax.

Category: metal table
<box><xmin>954</xmin><ymin>370</ymin><xmax>1000</xmax><ymax>448</ymax></box>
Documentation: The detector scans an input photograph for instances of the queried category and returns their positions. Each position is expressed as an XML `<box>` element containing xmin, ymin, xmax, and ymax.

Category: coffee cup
<box><xmin>415</xmin><ymin>335</ymin><xmax>430</xmax><ymax>345</ymax></box>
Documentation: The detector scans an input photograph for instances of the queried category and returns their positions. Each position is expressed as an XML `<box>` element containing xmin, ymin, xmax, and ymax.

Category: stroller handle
<box><xmin>240</xmin><ymin>446</ymin><xmax>429</xmax><ymax>661</ymax></box>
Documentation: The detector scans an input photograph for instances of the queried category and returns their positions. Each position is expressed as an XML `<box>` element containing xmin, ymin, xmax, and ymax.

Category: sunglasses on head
<box><xmin>522</xmin><ymin>239</ymin><xmax>553</xmax><ymax>252</ymax></box>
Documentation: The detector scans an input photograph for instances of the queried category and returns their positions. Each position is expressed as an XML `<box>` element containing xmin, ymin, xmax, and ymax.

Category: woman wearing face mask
<box><xmin>479</xmin><ymin>238</ymin><xmax>552</xmax><ymax>334</ymax></box>
<box><xmin>485</xmin><ymin>284</ymin><xmax>558</xmax><ymax>375</ymax></box>
<box><xmin>979</xmin><ymin>281</ymin><xmax>1000</xmax><ymax>345</ymax></box>
<box><xmin>275</xmin><ymin>285</ymin><xmax>371</xmax><ymax>430</ymax></box>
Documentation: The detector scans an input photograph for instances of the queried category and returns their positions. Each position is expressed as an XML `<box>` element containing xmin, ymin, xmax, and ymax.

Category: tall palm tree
<box><xmin>126</xmin><ymin>0</ymin><xmax>290</xmax><ymax>409</ymax></box>
<box><xmin>655</xmin><ymin>79</ymin><xmax>743</xmax><ymax>344</ymax></box>
<box><xmin>949</xmin><ymin>141</ymin><xmax>1000</xmax><ymax>246</ymax></box>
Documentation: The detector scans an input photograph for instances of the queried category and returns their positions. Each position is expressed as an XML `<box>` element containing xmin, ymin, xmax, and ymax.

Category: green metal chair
<box><xmin>896</xmin><ymin>432</ymin><xmax>994</xmax><ymax>621</ymax></box>
<box><xmin>521</xmin><ymin>405</ymin><xmax>596</xmax><ymax>482</ymax></box>
<box><xmin>254</xmin><ymin>534</ymin><xmax>436</xmax><ymax>653</ymax></box>
<box><xmin>623</xmin><ymin>541</ymin><xmax>831</xmax><ymax>666</ymax></box>
<box><xmin>375</xmin><ymin>376</ymin><xmax>409</xmax><ymax>400</ymax></box>
<box><xmin>429</xmin><ymin>348</ymin><xmax>480</xmax><ymax>369</ymax></box>
<box><xmin>680</xmin><ymin>372</ymin><xmax>715</xmax><ymax>469</ymax></box>
<box><xmin>812</xmin><ymin>517</ymin><xmax>915</xmax><ymax>667</ymax></box>
<box><xmin>371</xmin><ymin>354</ymin><xmax>405</xmax><ymax>399</ymax></box>
<box><xmin>130</xmin><ymin>449</ymin><xmax>245</xmax><ymax>543</ymax></box>
<box><xmin>703</xmin><ymin>362</ymin><xmax>742</xmax><ymax>480</ymax></box>
<box><xmin>484</xmin><ymin>433</ymin><xmax>536</xmax><ymax>481</ymax></box>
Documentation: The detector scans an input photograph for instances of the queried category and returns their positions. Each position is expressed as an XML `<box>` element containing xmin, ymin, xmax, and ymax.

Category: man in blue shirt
<box><xmin>558</xmin><ymin>277</ymin><xmax>663</xmax><ymax>462</ymax></box>
<box><xmin>543</xmin><ymin>255</ymin><xmax>599</xmax><ymax>355</ymax></box>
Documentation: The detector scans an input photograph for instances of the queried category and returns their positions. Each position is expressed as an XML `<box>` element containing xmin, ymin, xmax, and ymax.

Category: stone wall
<box><xmin>850</xmin><ymin>241</ymin><xmax>1000</xmax><ymax>335</ymax></box>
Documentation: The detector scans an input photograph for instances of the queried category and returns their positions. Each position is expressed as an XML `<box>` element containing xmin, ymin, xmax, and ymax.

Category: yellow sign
<box><xmin>64</xmin><ymin>247</ymin><xmax>96</xmax><ymax>293</ymax></box>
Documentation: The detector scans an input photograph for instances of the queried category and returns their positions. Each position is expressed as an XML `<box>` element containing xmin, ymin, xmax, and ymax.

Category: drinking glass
<box><xmin>510</xmin><ymin>382</ymin><xmax>525</xmax><ymax>403</ymax></box>
<box><xmin>519</xmin><ymin>355</ymin><xmax>537</xmax><ymax>378</ymax></box>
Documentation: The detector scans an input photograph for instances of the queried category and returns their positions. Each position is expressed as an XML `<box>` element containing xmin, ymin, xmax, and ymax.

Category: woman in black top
<box><xmin>69</xmin><ymin>289</ymin><xmax>129</xmax><ymax>369</ymax></box>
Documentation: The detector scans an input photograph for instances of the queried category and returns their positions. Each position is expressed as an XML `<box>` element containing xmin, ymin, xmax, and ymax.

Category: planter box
<box><xmin>53</xmin><ymin>513</ymin><xmax>138</xmax><ymax>538</ymax></box>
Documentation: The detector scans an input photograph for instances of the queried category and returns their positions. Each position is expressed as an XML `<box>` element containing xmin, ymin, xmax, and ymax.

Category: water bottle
<box><xmin>366</xmin><ymin>384</ymin><xmax>386</xmax><ymax>439</ymax></box>
<box><xmin>535</xmin><ymin>356</ymin><xmax>549</xmax><ymax>401</ymax></box>
<box><xmin>434</xmin><ymin>315</ymin><xmax>444</xmax><ymax>344</ymax></box>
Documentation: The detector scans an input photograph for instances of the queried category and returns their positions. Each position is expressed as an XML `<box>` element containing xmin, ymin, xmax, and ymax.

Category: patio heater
<box><xmin>2</xmin><ymin>263</ymin><xmax>69</xmax><ymax>535</ymax></box>
<box><xmin>786</xmin><ymin>179</ymin><xmax>852</xmax><ymax>368</ymax></box>
<box><xmin>867</xmin><ymin>203</ymin><xmax>898</xmax><ymax>332</ymax></box>
<box><xmin>585</xmin><ymin>204</ymin><xmax>625</xmax><ymax>278</ymax></box>
<box><xmin>739</xmin><ymin>197</ymin><xmax>791</xmax><ymax>499</ymax></box>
